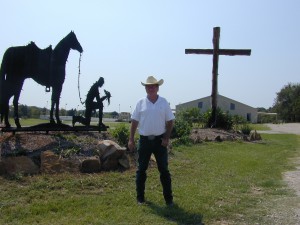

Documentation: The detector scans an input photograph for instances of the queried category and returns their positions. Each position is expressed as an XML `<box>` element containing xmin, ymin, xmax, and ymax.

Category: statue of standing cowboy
<box><xmin>72</xmin><ymin>77</ymin><xmax>111</xmax><ymax>130</ymax></box>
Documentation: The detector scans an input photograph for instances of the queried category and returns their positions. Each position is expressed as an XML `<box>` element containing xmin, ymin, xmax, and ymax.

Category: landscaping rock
<box><xmin>0</xmin><ymin>156</ymin><xmax>39</xmax><ymax>176</ymax></box>
<box><xmin>80</xmin><ymin>157</ymin><xmax>101</xmax><ymax>173</ymax></box>
<box><xmin>250</xmin><ymin>130</ymin><xmax>262</xmax><ymax>141</ymax></box>
<box><xmin>98</xmin><ymin>140</ymin><xmax>129</xmax><ymax>171</ymax></box>
<box><xmin>40</xmin><ymin>150</ymin><xmax>80</xmax><ymax>173</ymax></box>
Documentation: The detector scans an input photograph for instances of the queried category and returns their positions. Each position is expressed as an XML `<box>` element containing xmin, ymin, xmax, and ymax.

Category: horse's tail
<box><xmin>0</xmin><ymin>48</ymin><xmax>9</xmax><ymax>91</ymax></box>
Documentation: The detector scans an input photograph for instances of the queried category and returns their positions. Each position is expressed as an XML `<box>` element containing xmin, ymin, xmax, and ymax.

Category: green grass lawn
<box><xmin>1</xmin><ymin>133</ymin><xmax>299</xmax><ymax>224</ymax></box>
<box><xmin>250</xmin><ymin>123</ymin><xmax>271</xmax><ymax>131</ymax></box>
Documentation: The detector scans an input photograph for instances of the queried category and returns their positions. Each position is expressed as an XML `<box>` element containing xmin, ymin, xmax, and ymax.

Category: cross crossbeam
<box><xmin>185</xmin><ymin>49</ymin><xmax>251</xmax><ymax>56</ymax></box>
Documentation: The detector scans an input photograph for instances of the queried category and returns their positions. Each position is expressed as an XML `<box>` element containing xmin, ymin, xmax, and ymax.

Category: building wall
<box><xmin>176</xmin><ymin>95</ymin><xmax>258</xmax><ymax>123</ymax></box>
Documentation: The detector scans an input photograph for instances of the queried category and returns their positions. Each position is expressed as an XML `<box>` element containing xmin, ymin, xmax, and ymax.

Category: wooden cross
<box><xmin>185</xmin><ymin>27</ymin><xmax>251</xmax><ymax>127</ymax></box>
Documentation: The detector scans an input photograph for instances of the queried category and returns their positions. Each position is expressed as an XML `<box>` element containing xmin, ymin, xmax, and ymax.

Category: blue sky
<box><xmin>1</xmin><ymin>1</ymin><xmax>299</xmax><ymax>113</ymax></box>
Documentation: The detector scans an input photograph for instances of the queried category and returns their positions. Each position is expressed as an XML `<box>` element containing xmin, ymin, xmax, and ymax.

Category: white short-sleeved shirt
<box><xmin>131</xmin><ymin>96</ymin><xmax>175</xmax><ymax>136</ymax></box>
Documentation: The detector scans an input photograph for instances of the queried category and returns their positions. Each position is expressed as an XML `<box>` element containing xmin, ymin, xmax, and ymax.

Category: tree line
<box><xmin>7</xmin><ymin>82</ymin><xmax>300</xmax><ymax>123</ymax></box>
<box><xmin>8</xmin><ymin>105</ymin><xmax>119</xmax><ymax>119</ymax></box>
<box><xmin>272</xmin><ymin>83</ymin><xmax>300</xmax><ymax>122</ymax></box>
<box><xmin>249</xmin><ymin>82</ymin><xmax>300</xmax><ymax>123</ymax></box>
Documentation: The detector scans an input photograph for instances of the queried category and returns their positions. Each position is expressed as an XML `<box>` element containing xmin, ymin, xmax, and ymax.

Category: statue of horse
<box><xmin>0</xmin><ymin>41</ymin><xmax>52</xmax><ymax>127</ymax></box>
<box><xmin>0</xmin><ymin>31</ymin><xmax>83</xmax><ymax>128</ymax></box>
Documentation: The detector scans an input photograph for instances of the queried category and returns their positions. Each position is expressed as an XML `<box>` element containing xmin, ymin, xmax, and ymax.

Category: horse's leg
<box><xmin>51</xmin><ymin>85</ymin><xmax>63</xmax><ymax>124</ymax></box>
<box><xmin>4</xmin><ymin>108</ymin><xmax>10</xmax><ymax>128</ymax></box>
<box><xmin>13</xmin><ymin>90</ymin><xmax>22</xmax><ymax>128</ymax></box>
<box><xmin>3</xmin><ymin>99</ymin><xmax>11</xmax><ymax>128</ymax></box>
<box><xmin>0</xmin><ymin>92</ymin><xmax>11</xmax><ymax>128</ymax></box>
<box><xmin>50</xmin><ymin>99</ymin><xmax>56</xmax><ymax>124</ymax></box>
<box><xmin>55</xmin><ymin>98</ymin><xmax>62</xmax><ymax>124</ymax></box>
<box><xmin>0</xmin><ymin>82</ymin><xmax>11</xmax><ymax>128</ymax></box>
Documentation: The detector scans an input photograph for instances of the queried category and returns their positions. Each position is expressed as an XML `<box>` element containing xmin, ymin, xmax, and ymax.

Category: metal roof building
<box><xmin>176</xmin><ymin>94</ymin><xmax>258</xmax><ymax>123</ymax></box>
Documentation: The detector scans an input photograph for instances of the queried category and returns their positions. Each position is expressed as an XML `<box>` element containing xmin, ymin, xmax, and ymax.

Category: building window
<box><xmin>198</xmin><ymin>102</ymin><xmax>203</xmax><ymax>109</ymax></box>
<box><xmin>230</xmin><ymin>103</ymin><xmax>235</xmax><ymax>110</ymax></box>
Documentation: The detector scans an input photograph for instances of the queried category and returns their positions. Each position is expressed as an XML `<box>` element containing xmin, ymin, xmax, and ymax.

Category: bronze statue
<box><xmin>0</xmin><ymin>31</ymin><xmax>83</xmax><ymax>128</ymax></box>
<box><xmin>72</xmin><ymin>77</ymin><xmax>111</xmax><ymax>130</ymax></box>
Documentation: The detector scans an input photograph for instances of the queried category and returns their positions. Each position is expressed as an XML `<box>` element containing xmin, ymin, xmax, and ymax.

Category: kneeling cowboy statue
<box><xmin>72</xmin><ymin>77</ymin><xmax>111</xmax><ymax>130</ymax></box>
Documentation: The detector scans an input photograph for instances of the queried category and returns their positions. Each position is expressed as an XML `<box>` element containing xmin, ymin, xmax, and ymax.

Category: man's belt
<box><xmin>140</xmin><ymin>134</ymin><xmax>163</xmax><ymax>141</ymax></box>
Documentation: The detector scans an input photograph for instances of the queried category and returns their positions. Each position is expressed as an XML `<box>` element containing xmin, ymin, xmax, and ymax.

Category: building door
<box><xmin>247</xmin><ymin>113</ymin><xmax>251</xmax><ymax>122</ymax></box>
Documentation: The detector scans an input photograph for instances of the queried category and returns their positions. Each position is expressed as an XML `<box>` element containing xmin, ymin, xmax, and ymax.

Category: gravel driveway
<box><xmin>262</xmin><ymin>123</ymin><xmax>300</xmax><ymax>224</ymax></box>
<box><xmin>262</xmin><ymin>123</ymin><xmax>300</xmax><ymax>135</ymax></box>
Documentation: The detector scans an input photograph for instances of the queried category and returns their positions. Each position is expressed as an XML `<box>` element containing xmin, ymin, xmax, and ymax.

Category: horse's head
<box><xmin>68</xmin><ymin>31</ymin><xmax>83</xmax><ymax>53</ymax></box>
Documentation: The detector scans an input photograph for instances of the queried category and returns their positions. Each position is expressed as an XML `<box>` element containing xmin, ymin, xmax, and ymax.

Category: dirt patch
<box><xmin>261</xmin><ymin>124</ymin><xmax>300</xmax><ymax>224</ymax></box>
<box><xmin>0</xmin><ymin>131</ymin><xmax>111</xmax><ymax>158</ymax></box>
<box><xmin>0</xmin><ymin>129</ymin><xmax>247</xmax><ymax>158</ymax></box>
<box><xmin>190</xmin><ymin>128</ymin><xmax>245</xmax><ymax>143</ymax></box>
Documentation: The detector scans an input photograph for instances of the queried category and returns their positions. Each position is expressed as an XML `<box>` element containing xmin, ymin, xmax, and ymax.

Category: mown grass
<box><xmin>8</xmin><ymin>118</ymin><xmax>47</xmax><ymax>126</ymax></box>
<box><xmin>250</xmin><ymin>123</ymin><xmax>271</xmax><ymax>131</ymax></box>
<box><xmin>0</xmin><ymin>133</ymin><xmax>299</xmax><ymax>224</ymax></box>
<box><xmin>7</xmin><ymin>118</ymin><xmax>129</xmax><ymax>128</ymax></box>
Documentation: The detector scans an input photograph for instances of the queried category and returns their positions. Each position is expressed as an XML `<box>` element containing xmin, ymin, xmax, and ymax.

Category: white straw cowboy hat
<box><xmin>141</xmin><ymin>76</ymin><xmax>164</xmax><ymax>86</ymax></box>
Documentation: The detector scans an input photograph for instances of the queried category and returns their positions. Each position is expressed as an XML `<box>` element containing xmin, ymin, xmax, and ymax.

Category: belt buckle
<box><xmin>148</xmin><ymin>135</ymin><xmax>155</xmax><ymax>141</ymax></box>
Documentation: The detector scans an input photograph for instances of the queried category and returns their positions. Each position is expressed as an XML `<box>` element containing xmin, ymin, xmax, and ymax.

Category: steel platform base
<box><xmin>0</xmin><ymin>123</ymin><xmax>109</xmax><ymax>134</ymax></box>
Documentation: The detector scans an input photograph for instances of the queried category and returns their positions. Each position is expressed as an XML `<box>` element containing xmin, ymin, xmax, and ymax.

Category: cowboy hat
<box><xmin>141</xmin><ymin>76</ymin><xmax>164</xmax><ymax>86</ymax></box>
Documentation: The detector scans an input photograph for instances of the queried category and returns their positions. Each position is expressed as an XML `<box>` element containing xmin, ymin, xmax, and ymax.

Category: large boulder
<box><xmin>80</xmin><ymin>157</ymin><xmax>101</xmax><ymax>173</ymax></box>
<box><xmin>0</xmin><ymin>156</ymin><xmax>39</xmax><ymax>176</ymax></box>
<box><xmin>40</xmin><ymin>150</ymin><xmax>81</xmax><ymax>173</ymax></box>
<box><xmin>250</xmin><ymin>130</ymin><xmax>262</xmax><ymax>141</ymax></box>
<box><xmin>98</xmin><ymin>140</ymin><xmax>130</xmax><ymax>171</ymax></box>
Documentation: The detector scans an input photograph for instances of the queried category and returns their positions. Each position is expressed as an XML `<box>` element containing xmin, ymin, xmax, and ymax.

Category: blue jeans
<box><xmin>136</xmin><ymin>136</ymin><xmax>173</xmax><ymax>203</ymax></box>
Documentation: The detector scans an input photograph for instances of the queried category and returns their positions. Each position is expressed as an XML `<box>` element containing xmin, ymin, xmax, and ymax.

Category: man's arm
<box><xmin>128</xmin><ymin>119</ymin><xmax>139</xmax><ymax>151</ymax></box>
<box><xmin>162</xmin><ymin>120</ymin><xmax>174</xmax><ymax>147</ymax></box>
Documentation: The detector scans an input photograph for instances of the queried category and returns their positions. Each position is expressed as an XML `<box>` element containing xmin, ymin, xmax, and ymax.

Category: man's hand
<box><xmin>128</xmin><ymin>139</ymin><xmax>136</xmax><ymax>151</ymax></box>
<box><xmin>161</xmin><ymin>137</ymin><xmax>170</xmax><ymax>147</ymax></box>
<box><xmin>128</xmin><ymin>120</ymin><xmax>138</xmax><ymax>151</ymax></box>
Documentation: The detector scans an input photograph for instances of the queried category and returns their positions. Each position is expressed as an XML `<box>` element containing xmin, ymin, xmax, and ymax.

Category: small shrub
<box><xmin>176</xmin><ymin>107</ymin><xmax>204</xmax><ymax>127</ymax></box>
<box><xmin>8</xmin><ymin>172</ymin><xmax>24</xmax><ymax>181</ymax></box>
<box><xmin>111</xmin><ymin>123</ymin><xmax>130</xmax><ymax>147</ymax></box>
<box><xmin>232</xmin><ymin>115</ymin><xmax>246</xmax><ymax>132</ymax></box>
<box><xmin>203</xmin><ymin>108</ymin><xmax>233</xmax><ymax>130</ymax></box>
<box><xmin>172</xmin><ymin>136</ymin><xmax>192</xmax><ymax>147</ymax></box>
<box><xmin>171</xmin><ymin>119</ymin><xmax>192</xmax><ymax>146</ymax></box>
<box><xmin>172</xmin><ymin>118</ymin><xmax>192</xmax><ymax>138</ymax></box>
<box><xmin>241</xmin><ymin>124</ymin><xmax>252</xmax><ymax>135</ymax></box>
<box><xmin>60</xmin><ymin>147</ymin><xmax>81</xmax><ymax>157</ymax></box>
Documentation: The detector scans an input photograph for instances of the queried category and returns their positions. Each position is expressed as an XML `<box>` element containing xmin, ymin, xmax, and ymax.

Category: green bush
<box><xmin>172</xmin><ymin>118</ymin><xmax>192</xmax><ymax>138</ymax></box>
<box><xmin>203</xmin><ymin>107</ymin><xmax>233</xmax><ymax>130</ymax></box>
<box><xmin>176</xmin><ymin>107</ymin><xmax>204</xmax><ymax>127</ymax></box>
<box><xmin>171</xmin><ymin>118</ymin><xmax>192</xmax><ymax>146</ymax></box>
<box><xmin>172</xmin><ymin>135</ymin><xmax>192</xmax><ymax>147</ymax></box>
<box><xmin>111</xmin><ymin>123</ymin><xmax>130</xmax><ymax>147</ymax></box>
<box><xmin>232</xmin><ymin>115</ymin><xmax>247</xmax><ymax>132</ymax></box>
<box><xmin>240</xmin><ymin>123</ymin><xmax>252</xmax><ymax>135</ymax></box>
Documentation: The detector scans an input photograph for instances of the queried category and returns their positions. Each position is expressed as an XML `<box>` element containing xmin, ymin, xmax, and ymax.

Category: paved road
<box><xmin>261</xmin><ymin>123</ymin><xmax>300</xmax><ymax>135</ymax></box>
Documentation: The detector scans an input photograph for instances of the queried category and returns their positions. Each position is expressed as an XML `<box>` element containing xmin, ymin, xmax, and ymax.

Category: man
<box><xmin>128</xmin><ymin>76</ymin><xmax>175</xmax><ymax>206</ymax></box>
<box><xmin>72</xmin><ymin>77</ymin><xmax>110</xmax><ymax>128</ymax></box>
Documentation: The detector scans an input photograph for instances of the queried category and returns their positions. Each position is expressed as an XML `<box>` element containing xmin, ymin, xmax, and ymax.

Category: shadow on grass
<box><xmin>147</xmin><ymin>201</ymin><xmax>204</xmax><ymax>225</ymax></box>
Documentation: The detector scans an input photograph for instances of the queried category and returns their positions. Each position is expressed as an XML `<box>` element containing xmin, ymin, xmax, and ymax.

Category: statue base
<box><xmin>0</xmin><ymin>123</ymin><xmax>109</xmax><ymax>134</ymax></box>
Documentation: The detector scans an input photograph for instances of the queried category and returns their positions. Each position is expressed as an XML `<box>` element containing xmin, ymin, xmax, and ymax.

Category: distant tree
<box><xmin>29</xmin><ymin>106</ymin><xmax>41</xmax><ymax>118</ymax></box>
<box><xmin>67</xmin><ymin>108</ymin><xmax>76</xmax><ymax>116</ymax></box>
<box><xmin>19</xmin><ymin>104</ymin><xmax>29</xmax><ymax>118</ymax></box>
<box><xmin>257</xmin><ymin>107</ymin><xmax>267</xmax><ymax>112</ymax></box>
<box><xmin>110</xmin><ymin>111</ymin><xmax>119</xmax><ymax>118</ymax></box>
<box><xmin>273</xmin><ymin>83</ymin><xmax>300</xmax><ymax>122</ymax></box>
<box><xmin>42</xmin><ymin>107</ymin><xmax>47</xmax><ymax>115</ymax></box>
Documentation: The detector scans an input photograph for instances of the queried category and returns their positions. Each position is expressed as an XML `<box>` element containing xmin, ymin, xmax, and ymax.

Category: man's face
<box><xmin>145</xmin><ymin>84</ymin><xmax>159</xmax><ymax>95</ymax></box>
